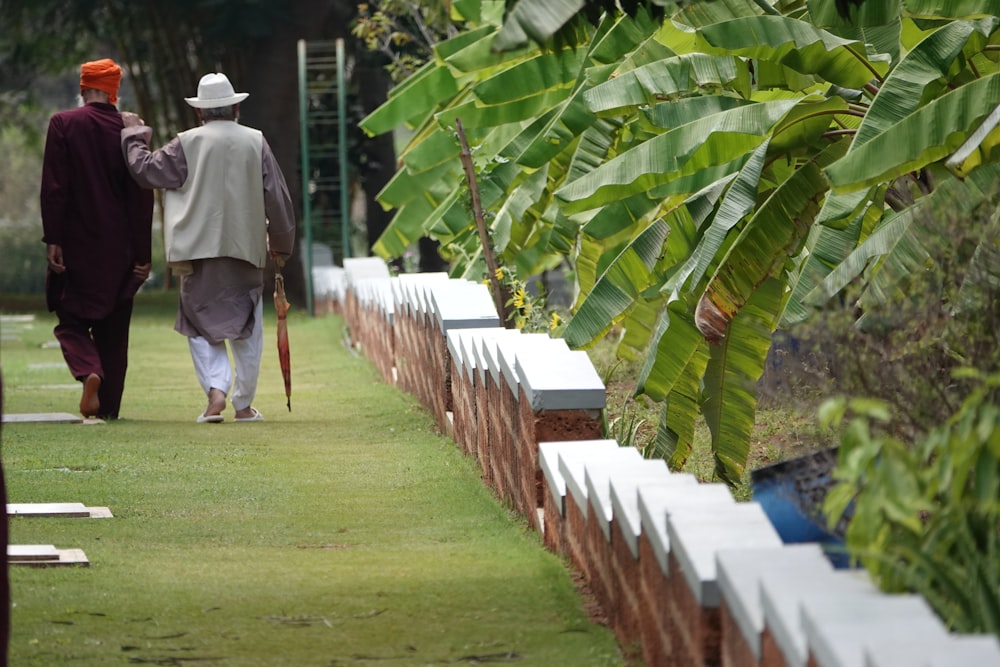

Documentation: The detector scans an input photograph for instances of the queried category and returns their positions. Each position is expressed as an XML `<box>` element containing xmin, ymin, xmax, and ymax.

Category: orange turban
<box><xmin>80</xmin><ymin>59</ymin><xmax>122</xmax><ymax>105</ymax></box>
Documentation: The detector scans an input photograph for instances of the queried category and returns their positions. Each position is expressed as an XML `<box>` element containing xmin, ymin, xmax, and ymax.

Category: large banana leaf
<box><xmin>810</xmin><ymin>0</ymin><xmax>903</xmax><ymax>27</ymax></box>
<box><xmin>650</xmin><ymin>304</ymin><xmax>711</xmax><ymax>468</ymax></box>
<box><xmin>436</xmin><ymin>86</ymin><xmax>576</xmax><ymax>129</ymax></box>
<box><xmin>617</xmin><ymin>289</ymin><xmax>663</xmax><ymax>364</ymax></box>
<box><xmin>501</xmin><ymin>13</ymin><xmax>658</xmax><ymax>169</ymax></box>
<box><xmin>782</xmin><ymin>190</ymin><xmax>882</xmax><ymax>325</ymax></box>
<box><xmin>470</xmin><ymin>49</ymin><xmax>587</xmax><ymax>105</ymax></box>
<box><xmin>359</xmin><ymin>26</ymin><xmax>499</xmax><ymax>137</ymax></box>
<box><xmin>826</xmin><ymin>72</ymin><xmax>1000</xmax><ymax>192</ymax></box>
<box><xmin>701</xmin><ymin>277</ymin><xmax>784</xmax><ymax>485</ymax></box>
<box><xmin>634</xmin><ymin>192</ymin><xmax>725</xmax><ymax>401</ymax></box>
<box><xmin>556</xmin><ymin>99</ymin><xmax>798</xmax><ymax>212</ymax></box>
<box><xmin>584</xmin><ymin>54</ymin><xmax>749</xmax><ymax>116</ymax></box>
<box><xmin>562</xmin><ymin>218</ymin><xmax>669</xmax><ymax>348</ymax></box>
<box><xmin>696</xmin><ymin>141</ymin><xmax>846</xmax><ymax>342</ymax></box>
<box><xmin>672</xmin><ymin>0</ymin><xmax>769</xmax><ymax>28</ymax></box>
<box><xmin>665</xmin><ymin>139</ymin><xmax>771</xmax><ymax>299</ymax></box>
<box><xmin>695</xmin><ymin>15</ymin><xmax>889</xmax><ymax>89</ymax></box>
<box><xmin>580</xmin><ymin>193</ymin><xmax>660</xmax><ymax>242</ymax></box>
<box><xmin>637</xmin><ymin>297</ymin><xmax>707</xmax><ymax>402</ymax></box>
<box><xmin>359</xmin><ymin>61</ymin><xmax>460</xmax><ymax>135</ymax></box>
<box><xmin>855</xmin><ymin>20</ymin><xmax>991</xmax><ymax>149</ymax></box>
<box><xmin>811</xmin><ymin>163</ymin><xmax>1000</xmax><ymax>310</ymax></box>
<box><xmin>493</xmin><ymin>0</ymin><xmax>584</xmax><ymax>51</ymax></box>
<box><xmin>493</xmin><ymin>165</ymin><xmax>550</xmax><ymax>254</ymax></box>
<box><xmin>904</xmin><ymin>0</ymin><xmax>1000</xmax><ymax>19</ymax></box>
<box><xmin>644</xmin><ymin>95</ymin><xmax>751</xmax><ymax>129</ymax></box>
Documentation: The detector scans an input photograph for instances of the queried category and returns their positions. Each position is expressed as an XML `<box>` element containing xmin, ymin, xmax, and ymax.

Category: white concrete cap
<box><xmin>446</xmin><ymin>327</ymin><xmax>504</xmax><ymax>382</ymax></box>
<box><xmin>865</xmin><ymin>632</ymin><xmax>1000</xmax><ymax>667</ymax></box>
<box><xmin>539</xmin><ymin>440</ymin><xmax>619</xmax><ymax>515</ymax></box>
<box><xmin>343</xmin><ymin>256</ymin><xmax>390</xmax><ymax>284</ymax></box>
<box><xmin>559</xmin><ymin>445</ymin><xmax>641</xmax><ymax>517</ymax></box>
<box><xmin>716</xmin><ymin>543</ymin><xmax>830</xmax><ymax>659</ymax></box>
<box><xmin>485</xmin><ymin>332</ymin><xmax>550</xmax><ymax>388</ymax></box>
<box><xmin>919</xmin><ymin>635</ymin><xmax>1000</xmax><ymax>667</ymax></box>
<box><xmin>608</xmin><ymin>461</ymin><xmax>673</xmax><ymax>558</ymax></box>
<box><xmin>667</xmin><ymin>502</ymin><xmax>783</xmax><ymax>607</ymax></box>
<box><xmin>514</xmin><ymin>347</ymin><xmax>606</xmax><ymax>411</ymax></box>
<box><xmin>586</xmin><ymin>458</ymin><xmax>666</xmax><ymax>542</ymax></box>
<box><xmin>637</xmin><ymin>481</ymin><xmax>733</xmax><ymax>575</ymax></box>
<box><xmin>472</xmin><ymin>329</ymin><xmax>522</xmax><ymax>386</ymax></box>
<box><xmin>498</xmin><ymin>335</ymin><xmax>569</xmax><ymax>396</ymax></box>
<box><xmin>312</xmin><ymin>266</ymin><xmax>346</xmax><ymax>301</ymax></box>
<box><xmin>429</xmin><ymin>281</ymin><xmax>501</xmax><ymax>331</ymax></box>
<box><xmin>761</xmin><ymin>568</ymin><xmax>878</xmax><ymax>667</ymax></box>
<box><xmin>802</xmin><ymin>592</ymin><xmax>948</xmax><ymax>667</ymax></box>
<box><xmin>393</xmin><ymin>272</ymin><xmax>449</xmax><ymax>315</ymax></box>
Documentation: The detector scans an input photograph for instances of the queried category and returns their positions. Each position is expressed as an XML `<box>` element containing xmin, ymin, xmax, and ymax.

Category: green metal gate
<box><xmin>297</xmin><ymin>37</ymin><xmax>350</xmax><ymax>316</ymax></box>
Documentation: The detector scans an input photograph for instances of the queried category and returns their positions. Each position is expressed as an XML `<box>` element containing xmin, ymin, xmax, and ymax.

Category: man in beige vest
<box><xmin>121</xmin><ymin>73</ymin><xmax>296</xmax><ymax>423</ymax></box>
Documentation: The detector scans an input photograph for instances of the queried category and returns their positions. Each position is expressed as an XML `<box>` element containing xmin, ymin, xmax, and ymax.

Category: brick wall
<box><xmin>339</xmin><ymin>264</ymin><xmax>1000</xmax><ymax>667</ymax></box>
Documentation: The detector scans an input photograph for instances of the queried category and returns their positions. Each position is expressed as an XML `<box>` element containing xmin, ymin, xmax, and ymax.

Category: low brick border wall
<box><xmin>339</xmin><ymin>260</ymin><xmax>1000</xmax><ymax>667</ymax></box>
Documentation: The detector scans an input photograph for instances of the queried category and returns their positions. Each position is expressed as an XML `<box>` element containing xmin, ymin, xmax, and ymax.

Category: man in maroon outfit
<box><xmin>40</xmin><ymin>59</ymin><xmax>154</xmax><ymax>419</ymax></box>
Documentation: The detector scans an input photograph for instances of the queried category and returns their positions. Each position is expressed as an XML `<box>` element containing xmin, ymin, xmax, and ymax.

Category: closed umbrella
<box><xmin>274</xmin><ymin>258</ymin><xmax>292</xmax><ymax>411</ymax></box>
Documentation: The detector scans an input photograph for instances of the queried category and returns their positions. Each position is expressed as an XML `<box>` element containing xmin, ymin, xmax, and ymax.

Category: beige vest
<box><xmin>164</xmin><ymin>121</ymin><xmax>267</xmax><ymax>272</ymax></box>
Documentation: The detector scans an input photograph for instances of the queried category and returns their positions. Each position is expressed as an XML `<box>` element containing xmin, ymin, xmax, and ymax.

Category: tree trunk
<box><xmin>239</xmin><ymin>0</ymin><xmax>355</xmax><ymax>309</ymax></box>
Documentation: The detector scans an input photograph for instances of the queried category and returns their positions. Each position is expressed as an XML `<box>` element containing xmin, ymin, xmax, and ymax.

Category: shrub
<box><xmin>822</xmin><ymin>374</ymin><xmax>1000</xmax><ymax>634</ymax></box>
<box><xmin>814</xmin><ymin>188</ymin><xmax>1000</xmax><ymax>634</ymax></box>
<box><xmin>0</xmin><ymin>221</ymin><xmax>46</xmax><ymax>294</ymax></box>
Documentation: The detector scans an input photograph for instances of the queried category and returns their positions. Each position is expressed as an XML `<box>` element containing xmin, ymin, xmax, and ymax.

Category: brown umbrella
<box><xmin>274</xmin><ymin>258</ymin><xmax>292</xmax><ymax>411</ymax></box>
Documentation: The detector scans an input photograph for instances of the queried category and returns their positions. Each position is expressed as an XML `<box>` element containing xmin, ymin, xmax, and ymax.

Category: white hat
<box><xmin>184</xmin><ymin>73</ymin><xmax>249</xmax><ymax>108</ymax></box>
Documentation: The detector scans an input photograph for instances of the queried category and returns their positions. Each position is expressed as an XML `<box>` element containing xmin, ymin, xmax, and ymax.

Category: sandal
<box><xmin>234</xmin><ymin>407</ymin><xmax>263</xmax><ymax>423</ymax></box>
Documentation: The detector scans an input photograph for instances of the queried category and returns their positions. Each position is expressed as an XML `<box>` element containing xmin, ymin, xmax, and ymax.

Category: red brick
<box><xmin>513</xmin><ymin>391</ymin><xmax>602</xmax><ymax>530</ymax></box>
<box><xmin>611</xmin><ymin>515</ymin><xmax>643</xmax><ymax>650</ymax></box>
<box><xmin>564</xmin><ymin>491</ymin><xmax>590</xmax><ymax>579</ymax></box>
<box><xmin>721</xmin><ymin>600</ymin><xmax>760</xmax><ymax>667</ymax></box>
<box><xmin>667</xmin><ymin>551</ymin><xmax>721</xmax><ymax>667</ymax></box>
<box><xmin>541</xmin><ymin>476</ymin><xmax>563</xmax><ymax>555</ymax></box>
<box><xmin>584</xmin><ymin>496</ymin><xmax>615</xmax><ymax>622</ymax></box>
<box><xmin>637</xmin><ymin>533</ymin><xmax>675</xmax><ymax>667</ymax></box>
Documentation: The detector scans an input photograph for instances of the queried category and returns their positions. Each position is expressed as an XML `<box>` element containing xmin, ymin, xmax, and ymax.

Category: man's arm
<box><xmin>40</xmin><ymin>115</ymin><xmax>68</xmax><ymax>250</ymax></box>
<box><xmin>120</xmin><ymin>123</ymin><xmax>188</xmax><ymax>190</ymax></box>
<box><xmin>262</xmin><ymin>137</ymin><xmax>296</xmax><ymax>260</ymax></box>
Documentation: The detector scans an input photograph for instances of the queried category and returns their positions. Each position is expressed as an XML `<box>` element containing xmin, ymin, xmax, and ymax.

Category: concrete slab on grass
<box><xmin>2</xmin><ymin>412</ymin><xmax>84</xmax><ymax>424</ymax></box>
<box><xmin>8</xmin><ymin>544</ymin><xmax>89</xmax><ymax>567</ymax></box>
<box><xmin>8</xmin><ymin>503</ymin><xmax>112</xmax><ymax>518</ymax></box>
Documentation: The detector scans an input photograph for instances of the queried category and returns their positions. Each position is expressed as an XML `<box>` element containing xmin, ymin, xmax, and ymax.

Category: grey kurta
<box><xmin>122</xmin><ymin>122</ymin><xmax>295</xmax><ymax>344</ymax></box>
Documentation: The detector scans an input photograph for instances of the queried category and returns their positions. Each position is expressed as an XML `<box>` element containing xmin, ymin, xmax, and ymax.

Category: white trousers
<box><xmin>187</xmin><ymin>298</ymin><xmax>263</xmax><ymax>411</ymax></box>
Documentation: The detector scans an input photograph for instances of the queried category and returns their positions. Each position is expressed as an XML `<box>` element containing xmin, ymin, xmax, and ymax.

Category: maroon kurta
<box><xmin>41</xmin><ymin>102</ymin><xmax>153</xmax><ymax>318</ymax></box>
<box><xmin>40</xmin><ymin>102</ymin><xmax>154</xmax><ymax>418</ymax></box>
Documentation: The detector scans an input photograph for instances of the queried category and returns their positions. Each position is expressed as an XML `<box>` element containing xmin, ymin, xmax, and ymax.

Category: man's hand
<box><xmin>120</xmin><ymin>112</ymin><xmax>145</xmax><ymax>128</ymax></box>
<box><xmin>47</xmin><ymin>244</ymin><xmax>65</xmax><ymax>273</ymax></box>
<box><xmin>132</xmin><ymin>262</ymin><xmax>152</xmax><ymax>282</ymax></box>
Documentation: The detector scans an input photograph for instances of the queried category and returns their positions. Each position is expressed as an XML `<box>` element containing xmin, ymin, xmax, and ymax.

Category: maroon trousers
<box><xmin>54</xmin><ymin>299</ymin><xmax>134</xmax><ymax>419</ymax></box>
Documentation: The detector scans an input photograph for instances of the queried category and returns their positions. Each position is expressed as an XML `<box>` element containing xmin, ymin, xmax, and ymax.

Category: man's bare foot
<box><xmin>204</xmin><ymin>388</ymin><xmax>226</xmax><ymax>417</ymax></box>
<box><xmin>80</xmin><ymin>373</ymin><xmax>101</xmax><ymax>417</ymax></box>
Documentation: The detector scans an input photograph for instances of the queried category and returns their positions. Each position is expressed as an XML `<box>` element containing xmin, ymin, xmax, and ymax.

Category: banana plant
<box><xmin>359</xmin><ymin>0</ymin><xmax>1000</xmax><ymax>484</ymax></box>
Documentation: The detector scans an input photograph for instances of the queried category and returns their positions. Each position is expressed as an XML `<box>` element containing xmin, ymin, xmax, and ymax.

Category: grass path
<box><xmin>0</xmin><ymin>293</ymin><xmax>623</xmax><ymax>666</ymax></box>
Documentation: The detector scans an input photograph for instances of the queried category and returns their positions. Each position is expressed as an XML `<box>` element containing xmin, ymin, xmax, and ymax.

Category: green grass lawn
<box><xmin>0</xmin><ymin>292</ymin><xmax>623</xmax><ymax>666</ymax></box>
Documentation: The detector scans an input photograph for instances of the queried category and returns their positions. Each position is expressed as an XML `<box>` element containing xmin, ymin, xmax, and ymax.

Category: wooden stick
<box><xmin>455</xmin><ymin>118</ymin><xmax>513</xmax><ymax>326</ymax></box>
